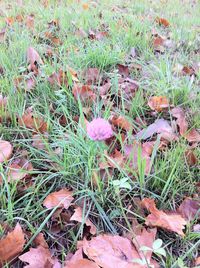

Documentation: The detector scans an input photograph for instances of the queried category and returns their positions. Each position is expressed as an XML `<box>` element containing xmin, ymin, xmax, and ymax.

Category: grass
<box><xmin>0</xmin><ymin>0</ymin><xmax>200</xmax><ymax>267</ymax></box>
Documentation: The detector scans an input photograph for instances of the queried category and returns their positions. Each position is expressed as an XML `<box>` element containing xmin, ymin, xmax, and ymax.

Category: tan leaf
<box><xmin>177</xmin><ymin>197</ymin><xmax>200</xmax><ymax>221</ymax></box>
<box><xmin>141</xmin><ymin>198</ymin><xmax>187</xmax><ymax>236</ymax></box>
<box><xmin>0</xmin><ymin>140</ymin><xmax>13</xmax><ymax>163</ymax></box>
<box><xmin>43</xmin><ymin>189</ymin><xmax>74</xmax><ymax>209</ymax></box>
<box><xmin>148</xmin><ymin>96</ymin><xmax>169</xmax><ymax>112</ymax></box>
<box><xmin>19</xmin><ymin>246</ymin><xmax>60</xmax><ymax>268</ymax></box>
<box><xmin>72</xmin><ymin>84</ymin><xmax>96</xmax><ymax>103</ymax></box>
<box><xmin>0</xmin><ymin>223</ymin><xmax>25</xmax><ymax>265</ymax></box>
<box><xmin>110</xmin><ymin>115</ymin><xmax>132</xmax><ymax>131</ymax></box>
<box><xmin>70</xmin><ymin>207</ymin><xmax>97</xmax><ymax>235</ymax></box>
<box><xmin>33</xmin><ymin>233</ymin><xmax>49</xmax><ymax>249</ymax></box>
<box><xmin>7</xmin><ymin>158</ymin><xmax>33</xmax><ymax>182</ymax></box>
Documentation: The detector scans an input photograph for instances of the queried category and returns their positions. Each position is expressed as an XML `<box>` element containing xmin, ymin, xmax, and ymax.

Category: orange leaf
<box><xmin>0</xmin><ymin>223</ymin><xmax>25</xmax><ymax>265</ymax></box>
<box><xmin>156</xmin><ymin>17</ymin><xmax>170</xmax><ymax>27</ymax></box>
<box><xmin>43</xmin><ymin>188</ymin><xmax>74</xmax><ymax>209</ymax></box>
<box><xmin>110</xmin><ymin>115</ymin><xmax>132</xmax><ymax>131</ymax></box>
<box><xmin>19</xmin><ymin>246</ymin><xmax>60</xmax><ymax>267</ymax></box>
<box><xmin>82</xmin><ymin>3</ymin><xmax>89</xmax><ymax>10</ymax></box>
<box><xmin>33</xmin><ymin>233</ymin><xmax>49</xmax><ymax>249</ymax></box>
<box><xmin>148</xmin><ymin>96</ymin><xmax>169</xmax><ymax>112</ymax></box>
<box><xmin>26</xmin><ymin>14</ymin><xmax>35</xmax><ymax>30</ymax></box>
<box><xmin>70</xmin><ymin>207</ymin><xmax>97</xmax><ymax>235</ymax></box>
<box><xmin>0</xmin><ymin>140</ymin><xmax>13</xmax><ymax>163</ymax></box>
<box><xmin>141</xmin><ymin>198</ymin><xmax>187</xmax><ymax>236</ymax></box>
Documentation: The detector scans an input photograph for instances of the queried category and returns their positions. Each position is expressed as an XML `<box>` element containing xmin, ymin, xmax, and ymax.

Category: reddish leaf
<box><xmin>7</xmin><ymin>157</ymin><xmax>33</xmax><ymax>182</ymax></box>
<box><xmin>195</xmin><ymin>256</ymin><xmax>200</xmax><ymax>266</ymax></box>
<box><xmin>26</xmin><ymin>14</ymin><xmax>35</xmax><ymax>30</ymax></box>
<box><xmin>27</xmin><ymin>47</ymin><xmax>44</xmax><ymax>66</ymax></box>
<box><xmin>43</xmin><ymin>188</ymin><xmax>74</xmax><ymax>209</ymax></box>
<box><xmin>148</xmin><ymin>96</ymin><xmax>169</xmax><ymax>112</ymax></box>
<box><xmin>171</xmin><ymin>107</ymin><xmax>188</xmax><ymax>136</ymax></box>
<box><xmin>18</xmin><ymin>107</ymin><xmax>47</xmax><ymax>133</ymax></box>
<box><xmin>117</xmin><ymin>64</ymin><xmax>130</xmax><ymax>78</ymax></box>
<box><xmin>0</xmin><ymin>223</ymin><xmax>25</xmax><ymax>265</ymax></box>
<box><xmin>0</xmin><ymin>140</ymin><xmax>13</xmax><ymax>163</ymax></box>
<box><xmin>70</xmin><ymin>207</ymin><xmax>97</xmax><ymax>235</ymax></box>
<box><xmin>177</xmin><ymin>197</ymin><xmax>200</xmax><ymax>221</ymax></box>
<box><xmin>33</xmin><ymin>233</ymin><xmax>49</xmax><ymax>249</ymax></box>
<box><xmin>185</xmin><ymin>128</ymin><xmax>200</xmax><ymax>143</ymax></box>
<box><xmin>185</xmin><ymin>149</ymin><xmax>197</xmax><ymax>166</ymax></box>
<box><xmin>19</xmin><ymin>246</ymin><xmax>60</xmax><ymax>268</ymax></box>
<box><xmin>83</xmin><ymin>68</ymin><xmax>100</xmax><ymax>85</ymax></box>
<box><xmin>72</xmin><ymin>84</ymin><xmax>96</xmax><ymax>103</ymax></box>
<box><xmin>156</xmin><ymin>17</ymin><xmax>170</xmax><ymax>27</ymax></box>
<box><xmin>136</xmin><ymin>118</ymin><xmax>177</xmax><ymax>141</ymax></box>
<box><xmin>141</xmin><ymin>198</ymin><xmax>187</xmax><ymax>236</ymax></box>
<box><xmin>110</xmin><ymin>115</ymin><xmax>132</xmax><ymax>131</ymax></box>
<box><xmin>82</xmin><ymin>234</ymin><xmax>141</xmax><ymax>268</ymax></box>
<box><xmin>119</xmin><ymin>77</ymin><xmax>139</xmax><ymax>100</ymax></box>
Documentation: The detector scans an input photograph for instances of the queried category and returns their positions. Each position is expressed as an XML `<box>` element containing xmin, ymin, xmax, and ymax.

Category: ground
<box><xmin>0</xmin><ymin>0</ymin><xmax>200</xmax><ymax>267</ymax></box>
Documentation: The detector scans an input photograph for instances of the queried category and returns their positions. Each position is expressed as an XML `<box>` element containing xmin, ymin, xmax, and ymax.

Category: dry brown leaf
<box><xmin>195</xmin><ymin>256</ymin><xmax>200</xmax><ymax>266</ymax></box>
<box><xmin>19</xmin><ymin>246</ymin><xmax>60</xmax><ymax>268</ymax></box>
<box><xmin>7</xmin><ymin>157</ymin><xmax>33</xmax><ymax>182</ymax></box>
<box><xmin>0</xmin><ymin>140</ymin><xmax>13</xmax><ymax>163</ymax></box>
<box><xmin>43</xmin><ymin>188</ymin><xmax>74</xmax><ymax>209</ymax></box>
<box><xmin>117</xmin><ymin>64</ymin><xmax>130</xmax><ymax>78</ymax></box>
<box><xmin>70</xmin><ymin>207</ymin><xmax>97</xmax><ymax>235</ymax></box>
<box><xmin>82</xmin><ymin>234</ymin><xmax>141</xmax><ymax>268</ymax></box>
<box><xmin>0</xmin><ymin>223</ymin><xmax>25</xmax><ymax>265</ymax></box>
<box><xmin>136</xmin><ymin>118</ymin><xmax>177</xmax><ymax>141</ymax></box>
<box><xmin>185</xmin><ymin>129</ymin><xmax>200</xmax><ymax>143</ymax></box>
<box><xmin>83</xmin><ymin>68</ymin><xmax>100</xmax><ymax>85</ymax></box>
<box><xmin>110</xmin><ymin>115</ymin><xmax>132</xmax><ymax>131</ymax></box>
<box><xmin>99</xmin><ymin>149</ymin><xmax>124</xmax><ymax>169</ymax></box>
<box><xmin>141</xmin><ymin>198</ymin><xmax>187</xmax><ymax>236</ymax></box>
<box><xmin>72</xmin><ymin>84</ymin><xmax>96</xmax><ymax>103</ymax></box>
<box><xmin>185</xmin><ymin>149</ymin><xmax>197</xmax><ymax>166</ymax></box>
<box><xmin>148</xmin><ymin>96</ymin><xmax>169</xmax><ymax>112</ymax></box>
<box><xmin>27</xmin><ymin>47</ymin><xmax>43</xmax><ymax>65</ymax></box>
<box><xmin>177</xmin><ymin>197</ymin><xmax>200</xmax><ymax>221</ymax></box>
<box><xmin>155</xmin><ymin>17</ymin><xmax>170</xmax><ymax>27</ymax></box>
<box><xmin>26</xmin><ymin>14</ymin><xmax>35</xmax><ymax>30</ymax></box>
<box><xmin>33</xmin><ymin>233</ymin><xmax>49</xmax><ymax>249</ymax></box>
<box><xmin>32</xmin><ymin>133</ymin><xmax>48</xmax><ymax>150</ymax></box>
<box><xmin>18</xmin><ymin>107</ymin><xmax>47</xmax><ymax>133</ymax></box>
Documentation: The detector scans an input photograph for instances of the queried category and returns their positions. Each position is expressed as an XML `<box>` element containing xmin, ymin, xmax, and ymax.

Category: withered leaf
<box><xmin>7</xmin><ymin>157</ymin><xmax>33</xmax><ymax>182</ymax></box>
<box><xmin>0</xmin><ymin>223</ymin><xmax>25</xmax><ymax>265</ymax></box>
<box><xmin>72</xmin><ymin>84</ymin><xmax>96</xmax><ymax>103</ymax></box>
<box><xmin>148</xmin><ymin>96</ymin><xmax>169</xmax><ymax>112</ymax></box>
<box><xmin>141</xmin><ymin>198</ymin><xmax>187</xmax><ymax>236</ymax></box>
<box><xmin>70</xmin><ymin>207</ymin><xmax>97</xmax><ymax>235</ymax></box>
<box><xmin>19</xmin><ymin>246</ymin><xmax>60</xmax><ymax>268</ymax></box>
<box><xmin>177</xmin><ymin>197</ymin><xmax>200</xmax><ymax>221</ymax></box>
<box><xmin>27</xmin><ymin>47</ymin><xmax>44</xmax><ymax>66</ymax></box>
<box><xmin>43</xmin><ymin>188</ymin><xmax>74</xmax><ymax>209</ymax></box>
<box><xmin>0</xmin><ymin>140</ymin><xmax>13</xmax><ymax>163</ymax></box>
<box><xmin>110</xmin><ymin>115</ymin><xmax>132</xmax><ymax>131</ymax></box>
<box><xmin>156</xmin><ymin>17</ymin><xmax>170</xmax><ymax>27</ymax></box>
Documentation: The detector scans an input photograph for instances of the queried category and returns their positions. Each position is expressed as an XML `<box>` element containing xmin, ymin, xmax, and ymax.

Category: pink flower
<box><xmin>87</xmin><ymin>118</ymin><xmax>113</xmax><ymax>141</ymax></box>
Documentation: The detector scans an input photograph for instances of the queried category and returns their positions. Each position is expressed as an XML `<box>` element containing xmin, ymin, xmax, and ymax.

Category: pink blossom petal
<box><xmin>87</xmin><ymin>118</ymin><xmax>113</xmax><ymax>141</ymax></box>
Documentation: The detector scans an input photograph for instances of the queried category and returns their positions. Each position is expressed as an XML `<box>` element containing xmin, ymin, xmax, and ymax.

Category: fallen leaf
<box><xmin>32</xmin><ymin>133</ymin><xmax>48</xmax><ymax>150</ymax></box>
<box><xmin>110</xmin><ymin>115</ymin><xmax>132</xmax><ymax>131</ymax></box>
<box><xmin>195</xmin><ymin>256</ymin><xmax>200</xmax><ymax>266</ymax></box>
<box><xmin>82</xmin><ymin>3</ymin><xmax>89</xmax><ymax>10</ymax></box>
<box><xmin>99</xmin><ymin>149</ymin><xmax>124</xmax><ymax>169</ymax></box>
<box><xmin>72</xmin><ymin>84</ymin><xmax>96</xmax><ymax>103</ymax></box>
<box><xmin>177</xmin><ymin>197</ymin><xmax>200</xmax><ymax>221</ymax></box>
<box><xmin>26</xmin><ymin>14</ymin><xmax>35</xmax><ymax>30</ymax></box>
<box><xmin>141</xmin><ymin>198</ymin><xmax>187</xmax><ymax>236</ymax></box>
<box><xmin>171</xmin><ymin>107</ymin><xmax>188</xmax><ymax>135</ymax></box>
<box><xmin>7</xmin><ymin>157</ymin><xmax>33</xmax><ymax>182</ymax></box>
<box><xmin>0</xmin><ymin>140</ymin><xmax>13</xmax><ymax>163</ymax></box>
<box><xmin>18</xmin><ymin>107</ymin><xmax>47</xmax><ymax>133</ymax></box>
<box><xmin>27</xmin><ymin>47</ymin><xmax>43</xmax><ymax>68</ymax></box>
<box><xmin>82</xmin><ymin>234</ymin><xmax>141</xmax><ymax>268</ymax></box>
<box><xmin>70</xmin><ymin>207</ymin><xmax>97</xmax><ymax>235</ymax></box>
<box><xmin>148</xmin><ymin>96</ymin><xmax>169</xmax><ymax>112</ymax></box>
<box><xmin>19</xmin><ymin>246</ymin><xmax>60</xmax><ymax>268</ymax></box>
<box><xmin>88</xmin><ymin>30</ymin><xmax>108</xmax><ymax>41</ymax></box>
<box><xmin>0</xmin><ymin>223</ymin><xmax>25</xmax><ymax>265</ymax></box>
<box><xmin>156</xmin><ymin>17</ymin><xmax>170</xmax><ymax>27</ymax></box>
<box><xmin>117</xmin><ymin>64</ymin><xmax>130</xmax><ymax>78</ymax></box>
<box><xmin>119</xmin><ymin>77</ymin><xmax>139</xmax><ymax>100</ymax></box>
<box><xmin>185</xmin><ymin>128</ymin><xmax>200</xmax><ymax>143</ymax></box>
<box><xmin>43</xmin><ymin>188</ymin><xmax>74</xmax><ymax>209</ymax></box>
<box><xmin>136</xmin><ymin>118</ymin><xmax>177</xmax><ymax>141</ymax></box>
<box><xmin>33</xmin><ymin>233</ymin><xmax>49</xmax><ymax>249</ymax></box>
<box><xmin>185</xmin><ymin>149</ymin><xmax>197</xmax><ymax>166</ymax></box>
<box><xmin>83</xmin><ymin>68</ymin><xmax>100</xmax><ymax>85</ymax></box>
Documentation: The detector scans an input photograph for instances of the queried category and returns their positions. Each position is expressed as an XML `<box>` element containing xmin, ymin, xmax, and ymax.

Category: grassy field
<box><xmin>0</xmin><ymin>0</ymin><xmax>200</xmax><ymax>267</ymax></box>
